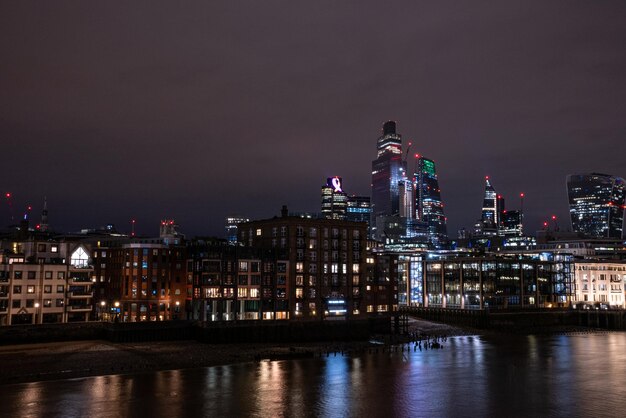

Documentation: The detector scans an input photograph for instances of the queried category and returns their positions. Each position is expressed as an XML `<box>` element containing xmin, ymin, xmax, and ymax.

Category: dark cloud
<box><xmin>1</xmin><ymin>1</ymin><xmax>625</xmax><ymax>236</ymax></box>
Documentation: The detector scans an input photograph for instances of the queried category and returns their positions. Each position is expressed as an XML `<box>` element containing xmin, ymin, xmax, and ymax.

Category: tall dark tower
<box><xmin>477</xmin><ymin>176</ymin><xmax>499</xmax><ymax>236</ymax></box>
<box><xmin>371</xmin><ymin>121</ymin><xmax>404</xmax><ymax>238</ymax></box>
<box><xmin>40</xmin><ymin>197</ymin><xmax>49</xmax><ymax>232</ymax></box>
<box><xmin>481</xmin><ymin>177</ymin><xmax>497</xmax><ymax>226</ymax></box>
<box><xmin>567</xmin><ymin>173</ymin><xmax>626</xmax><ymax>238</ymax></box>
<box><xmin>415</xmin><ymin>156</ymin><xmax>448</xmax><ymax>245</ymax></box>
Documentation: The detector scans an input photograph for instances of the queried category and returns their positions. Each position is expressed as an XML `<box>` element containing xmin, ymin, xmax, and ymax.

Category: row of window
<box><xmin>10</xmin><ymin>299</ymin><xmax>65</xmax><ymax>308</ymax></box>
<box><xmin>244</xmin><ymin>226</ymin><xmax>363</xmax><ymax>240</ymax></box>
<box><xmin>2</xmin><ymin>271</ymin><xmax>66</xmax><ymax>279</ymax></box>
<box><xmin>12</xmin><ymin>285</ymin><xmax>66</xmax><ymax>294</ymax></box>
<box><xmin>576</xmin><ymin>265</ymin><xmax>626</xmax><ymax>271</ymax></box>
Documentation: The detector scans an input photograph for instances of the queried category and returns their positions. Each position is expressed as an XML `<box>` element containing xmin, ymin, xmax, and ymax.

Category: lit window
<box><xmin>71</xmin><ymin>247</ymin><xmax>89</xmax><ymax>268</ymax></box>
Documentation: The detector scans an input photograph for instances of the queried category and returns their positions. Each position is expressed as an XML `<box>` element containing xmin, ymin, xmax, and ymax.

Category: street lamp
<box><xmin>100</xmin><ymin>300</ymin><xmax>106</xmax><ymax>321</ymax></box>
<box><xmin>34</xmin><ymin>302</ymin><xmax>40</xmax><ymax>324</ymax></box>
<box><xmin>114</xmin><ymin>301</ymin><xmax>120</xmax><ymax>322</ymax></box>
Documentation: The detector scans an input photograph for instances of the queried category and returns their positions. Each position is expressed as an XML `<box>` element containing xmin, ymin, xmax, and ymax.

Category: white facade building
<box><xmin>0</xmin><ymin>240</ymin><xmax>94</xmax><ymax>325</ymax></box>
<box><xmin>572</xmin><ymin>261</ymin><xmax>625</xmax><ymax>308</ymax></box>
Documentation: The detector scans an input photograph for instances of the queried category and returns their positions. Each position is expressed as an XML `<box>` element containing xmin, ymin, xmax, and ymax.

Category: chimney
<box><xmin>281</xmin><ymin>205</ymin><xmax>288</xmax><ymax>218</ymax></box>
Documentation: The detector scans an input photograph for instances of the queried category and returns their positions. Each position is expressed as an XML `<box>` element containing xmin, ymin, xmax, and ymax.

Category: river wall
<box><xmin>403</xmin><ymin>306</ymin><xmax>626</xmax><ymax>333</ymax></box>
<box><xmin>0</xmin><ymin>317</ymin><xmax>391</xmax><ymax>345</ymax></box>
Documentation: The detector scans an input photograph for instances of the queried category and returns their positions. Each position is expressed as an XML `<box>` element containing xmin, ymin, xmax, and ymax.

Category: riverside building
<box><xmin>0</xmin><ymin>238</ymin><xmax>94</xmax><ymax>325</ymax></box>
<box><xmin>386</xmin><ymin>252</ymin><xmax>574</xmax><ymax>309</ymax></box>
<box><xmin>91</xmin><ymin>221</ymin><xmax>187</xmax><ymax>322</ymax></box>
<box><xmin>572</xmin><ymin>260</ymin><xmax>626</xmax><ymax>308</ymax></box>
<box><xmin>234</xmin><ymin>206</ymin><xmax>395</xmax><ymax>320</ymax></box>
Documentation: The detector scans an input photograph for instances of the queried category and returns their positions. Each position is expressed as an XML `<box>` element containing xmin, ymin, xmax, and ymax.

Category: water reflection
<box><xmin>2</xmin><ymin>333</ymin><xmax>626</xmax><ymax>418</ymax></box>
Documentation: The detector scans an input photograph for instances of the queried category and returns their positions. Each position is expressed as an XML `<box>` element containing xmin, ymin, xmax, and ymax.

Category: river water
<box><xmin>2</xmin><ymin>333</ymin><xmax>626</xmax><ymax>418</ymax></box>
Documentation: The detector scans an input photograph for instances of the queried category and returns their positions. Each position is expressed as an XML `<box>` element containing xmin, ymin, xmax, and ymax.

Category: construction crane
<box><xmin>403</xmin><ymin>141</ymin><xmax>413</xmax><ymax>164</ymax></box>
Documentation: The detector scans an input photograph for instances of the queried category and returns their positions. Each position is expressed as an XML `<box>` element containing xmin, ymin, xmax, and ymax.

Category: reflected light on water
<box><xmin>2</xmin><ymin>334</ymin><xmax>626</xmax><ymax>418</ymax></box>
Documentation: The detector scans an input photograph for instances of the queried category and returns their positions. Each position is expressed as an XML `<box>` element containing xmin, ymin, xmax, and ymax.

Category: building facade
<box><xmin>346</xmin><ymin>195</ymin><xmax>372</xmax><ymax>229</ymax></box>
<box><xmin>415</xmin><ymin>156</ymin><xmax>448</xmax><ymax>246</ymax></box>
<box><xmin>236</xmin><ymin>209</ymin><xmax>394</xmax><ymax>320</ymax></box>
<box><xmin>92</xmin><ymin>240</ymin><xmax>188</xmax><ymax>322</ymax></box>
<box><xmin>0</xmin><ymin>239</ymin><xmax>94</xmax><ymax>325</ymax></box>
<box><xmin>391</xmin><ymin>253</ymin><xmax>574</xmax><ymax>310</ymax></box>
<box><xmin>321</xmin><ymin>176</ymin><xmax>348</xmax><ymax>220</ymax></box>
<box><xmin>225</xmin><ymin>216</ymin><xmax>250</xmax><ymax>245</ymax></box>
<box><xmin>371</xmin><ymin>121</ymin><xmax>404</xmax><ymax>239</ymax></box>
<box><xmin>478</xmin><ymin>176</ymin><xmax>499</xmax><ymax>235</ymax></box>
<box><xmin>567</xmin><ymin>173</ymin><xmax>626</xmax><ymax>239</ymax></box>
<box><xmin>572</xmin><ymin>261</ymin><xmax>625</xmax><ymax>308</ymax></box>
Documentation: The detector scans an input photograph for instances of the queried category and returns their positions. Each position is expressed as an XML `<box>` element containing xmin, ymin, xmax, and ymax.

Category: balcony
<box><xmin>69</xmin><ymin>292</ymin><xmax>92</xmax><ymax>298</ymax></box>
<box><xmin>69</xmin><ymin>305</ymin><xmax>92</xmax><ymax>311</ymax></box>
<box><xmin>70</xmin><ymin>277</ymin><xmax>92</xmax><ymax>284</ymax></box>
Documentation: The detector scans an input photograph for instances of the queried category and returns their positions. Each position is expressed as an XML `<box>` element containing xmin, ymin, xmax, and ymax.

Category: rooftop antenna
<box><xmin>519</xmin><ymin>192</ymin><xmax>524</xmax><ymax>232</ymax></box>
<box><xmin>551</xmin><ymin>215</ymin><xmax>559</xmax><ymax>232</ymax></box>
<box><xmin>5</xmin><ymin>192</ymin><xmax>13</xmax><ymax>222</ymax></box>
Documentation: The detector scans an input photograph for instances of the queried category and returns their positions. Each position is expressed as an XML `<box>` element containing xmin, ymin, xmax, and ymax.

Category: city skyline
<box><xmin>2</xmin><ymin>1</ymin><xmax>625</xmax><ymax>237</ymax></box>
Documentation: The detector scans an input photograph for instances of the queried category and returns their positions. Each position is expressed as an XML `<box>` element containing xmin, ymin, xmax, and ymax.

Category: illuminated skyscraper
<box><xmin>321</xmin><ymin>176</ymin><xmax>347</xmax><ymax>220</ymax></box>
<box><xmin>567</xmin><ymin>173</ymin><xmax>626</xmax><ymax>238</ymax></box>
<box><xmin>478</xmin><ymin>176</ymin><xmax>498</xmax><ymax>235</ymax></box>
<box><xmin>398</xmin><ymin>179</ymin><xmax>415</xmax><ymax>220</ymax></box>
<box><xmin>414</xmin><ymin>156</ymin><xmax>448</xmax><ymax>245</ymax></box>
<box><xmin>371</xmin><ymin>121</ymin><xmax>404</xmax><ymax>239</ymax></box>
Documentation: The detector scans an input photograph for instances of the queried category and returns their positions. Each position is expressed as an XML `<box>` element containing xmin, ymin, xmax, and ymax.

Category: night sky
<box><xmin>1</xmin><ymin>1</ymin><xmax>625</xmax><ymax>238</ymax></box>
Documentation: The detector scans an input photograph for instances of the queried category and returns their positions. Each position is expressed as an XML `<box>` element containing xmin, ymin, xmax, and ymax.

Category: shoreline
<box><xmin>0</xmin><ymin>319</ymin><xmax>614</xmax><ymax>386</ymax></box>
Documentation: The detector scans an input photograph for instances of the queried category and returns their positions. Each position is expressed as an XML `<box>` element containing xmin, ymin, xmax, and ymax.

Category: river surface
<box><xmin>2</xmin><ymin>333</ymin><xmax>626</xmax><ymax>418</ymax></box>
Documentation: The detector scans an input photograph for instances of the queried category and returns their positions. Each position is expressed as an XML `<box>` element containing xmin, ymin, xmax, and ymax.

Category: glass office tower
<box><xmin>415</xmin><ymin>156</ymin><xmax>448</xmax><ymax>245</ymax></box>
<box><xmin>371</xmin><ymin>121</ymin><xmax>404</xmax><ymax>239</ymax></box>
<box><xmin>567</xmin><ymin>173</ymin><xmax>625</xmax><ymax>238</ymax></box>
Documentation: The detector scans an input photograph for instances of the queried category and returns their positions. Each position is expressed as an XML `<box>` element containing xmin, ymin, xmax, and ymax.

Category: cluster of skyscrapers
<box><xmin>318</xmin><ymin>121</ymin><xmax>624</xmax><ymax>248</ymax></box>
<box><xmin>319</xmin><ymin>121</ymin><xmax>449</xmax><ymax>249</ymax></box>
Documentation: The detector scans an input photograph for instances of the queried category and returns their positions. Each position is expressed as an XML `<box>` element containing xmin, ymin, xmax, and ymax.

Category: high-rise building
<box><xmin>225</xmin><ymin>217</ymin><xmax>250</xmax><ymax>245</ymax></box>
<box><xmin>478</xmin><ymin>176</ymin><xmax>499</xmax><ymax>236</ymax></box>
<box><xmin>414</xmin><ymin>156</ymin><xmax>448</xmax><ymax>245</ymax></box>
<box><xmin>371</xmin><ymin>121</ymin><xmax>404</xmax><ymax>238</ymax></box>
<box><xmin>39</xmin><ymin>197</ymin><xmax>49</xmax><ymax>232</ymax></box>
<box><xmin>500</xmin><ymin>210</ymin><xmax>523</xmax><ymax>237</ymax></box>
<box><xmin>321</xmin><ymin>176</ymin><xmax>347</xmax><ymax>220</ymax></box>
<box><xmin>398</xmin><ymin>179</ymin><xmax>415</xmax><ymax>220</ymax></box>
<box><xmin>567</xmin><ymin>173</ymin><xmax>626</xmax><ymax>238</ymax></box>
<box><xmin>346</xmin><ymin>195</ymin><xmax>372</xmax><ymax>224</ymax></box>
